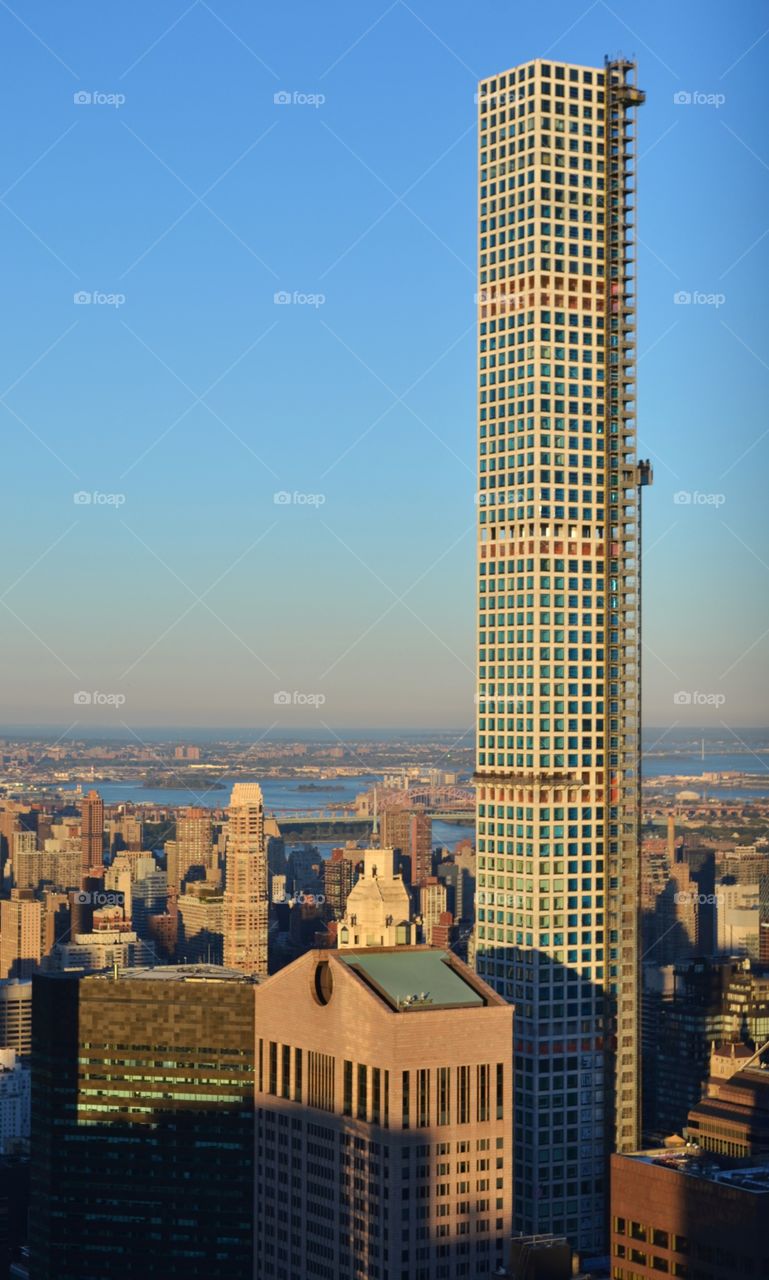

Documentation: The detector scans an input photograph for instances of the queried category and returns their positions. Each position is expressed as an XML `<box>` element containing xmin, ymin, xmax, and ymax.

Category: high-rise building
<box><xmin>322</xmin><ymin>848</ymin><xmax>356</xmax><ymax>918</ymax></box>
<box><xmin>0</xmin><ymin>805</ymin><xmax>35</xmax><ymax>884</ymax></box>
<box><xmin>716</xmin><ymin>880</ymin><xmax>761</xmax><ymax>960</ymax></box>
<box><xmin>223</xmin><ymin>783</ymin><xmax>269</xmax><ymax>978</ymax></box>
<box><xmin>420</xmin><ymin>876</ymin><xmax>448</xmax><ymax>945</ymax></box>
<box><xmin>380</xmin><ymin>809</ymin><xmax>433</xmax><ymax>886</ymax></box>
<box><xmin>9</xmin><ymin>831</ymin><xmax>37</xmax><ymax>890</ymax></box>
<box><xmin>649</xmin><ymin>958</ymin><xmax>769</xmax><ymax>1140</ymax></box>
<box><xmin>0</xmin><ymin>894</ymin><xmax>42</xmax><ymax>982</ymax></box>
<box><xmin>0</xmin><ymin>981</ymin><xmax>32</xmax><ymax>1059</ymax></box>
<box><xmin>29</xmin><ymin>966</ymin><xmax>256</xmax><ymax>1280</ymax></box>
<box><xmin>473</xmin><ymin>56</ymin><xmax>647</xmax><ymax>1250</ymax></box>
<box><xmin>79</xmin><ymin>789</ymin><xmax>104</xmax><ymax>879</ymax></box>
<box><xmin>106</xmin><ymin>813</ymin><xmax>143</xmax><ymax>854</ymax></box>
<box><xmin>0</xmin><ymin>1049</ymin><xmax>30</xmax><ymax>1155</ymax></box>
<box><xmin>253</xmin><ymin>946</ymin><xmax>513</xmax><ymax>1279</ymax></box>
<box><xmin>686</xmin><ymin>1044</ymin><xmax>769</xmax><ymax>1157</ymax></box>
<box><xmin>166</xmin><ymin>805</ymin><xmax>215</xmax><ymax>893</ymax></box>
<box><xmin>177</xmin><ymin>881</ymin><xmax>224</xmax><ymax>963</ymax></box>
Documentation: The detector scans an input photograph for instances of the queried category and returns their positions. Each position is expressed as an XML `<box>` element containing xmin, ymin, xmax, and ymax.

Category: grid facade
<box><xmin>224</xmin><ymin>783</ymin><xmax>269</xmax><ymax>978</ymax></box>
<box><xmin>29</xmin><ymin>969</ymin><xmax>255</xmax><ymax>1280</ymax></box>
<box><xmin>473</xmin><ymin>56</ymin><xmax>647</xmax><ymax>1251</ymax></box>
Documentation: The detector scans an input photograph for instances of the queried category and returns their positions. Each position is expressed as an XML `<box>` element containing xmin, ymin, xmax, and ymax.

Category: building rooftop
<box><xmin>622</xmin><ymin>1146</ymin><xmax>769</xmax><ymax>1193</ymax></box>
<box><xmin>92</xmin><ymin>964</ymin><xmax>258</xmax><ymax>984</ymax></box>
<box><xmin>340</xmin><ymin>949</ymin><xmax>485</xmax><ymax>1011</ymax></box>
<box><xmin>228</xmin><ymin>782</ymin><xmax>264</xmax><ymax>806</ymax></box>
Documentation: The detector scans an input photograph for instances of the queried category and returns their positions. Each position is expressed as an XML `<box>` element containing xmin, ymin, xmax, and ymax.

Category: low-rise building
<box><xmin>611</xmin><ymin>1146</ymin><xmax>769</xmax><ymax>1279</ymax></box>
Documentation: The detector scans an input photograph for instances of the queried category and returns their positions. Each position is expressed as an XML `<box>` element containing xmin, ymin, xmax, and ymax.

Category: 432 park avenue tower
<box><xmin>473</xmin><ymin>56</ymin><xmax>649</xmax><ymax>1252</ymax></box>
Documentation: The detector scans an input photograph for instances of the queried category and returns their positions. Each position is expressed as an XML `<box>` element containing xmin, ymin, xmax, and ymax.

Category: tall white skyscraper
<box><xmin>223</xmin><ymin>782</ymin><xmax>269</xmax><ymax>978</ymax></box>
<box><xmin>473</xmin><ymin>56</ymin><xmax>649</xmax><ymax>1252</ymax></box>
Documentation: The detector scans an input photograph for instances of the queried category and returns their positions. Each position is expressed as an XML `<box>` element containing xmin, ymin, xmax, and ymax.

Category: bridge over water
<box><xmin>273</xmin><ymin>809</ymin><xmax>474</xmax><ymax>841</ymax></box>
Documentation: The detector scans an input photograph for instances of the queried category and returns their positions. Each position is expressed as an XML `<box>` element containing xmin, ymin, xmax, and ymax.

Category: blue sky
<box><xmin>0</xmin><ymin>0</ymin><xmax>767</xmax><ymax>735</ymax></box>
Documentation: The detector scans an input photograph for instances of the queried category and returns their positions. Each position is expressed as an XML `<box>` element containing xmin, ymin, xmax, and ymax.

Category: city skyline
<box><xmin>1</xmin><ymin>1</ymin><xmax>768</xmax><ymax>731</ymax></box>
<box><xmin>3</xmin><ymin>8</ymin><xmax>769</xmax><ymax>1275</ymax></box>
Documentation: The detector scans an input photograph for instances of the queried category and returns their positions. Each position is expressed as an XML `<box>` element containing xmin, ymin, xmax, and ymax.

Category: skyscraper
<box><xmin>380</xmin><ymin>809</ymin><xmax>433</xmax><ymax>887</ymax></box>
<box><xmin>473</xmin><ymin>56</ymin><xmax>648</xmax><ymax>1251</ymax></box>
<box><xmin>80</xmin><ymin>788</ymin><xmax>104</xmax><ymax>879</ymax></box>
<box><xmin>254</xmin><ymin>946</ymin><xmax>513</xmax><ymax>1279</ymax></box>
<box><xmin>223</xmin><ymin>782</ymin><xmax>269</xmax><ymax>978</ymax></box>
<box><xmin>0</xmin><ymin>893</ymin><xmax>42</xmax><ymax>981</ymax></box>
<box><xmin>29</xmin><ymin>966</ymin><xmax>256</xmax><ymax>1280</ymax></box>
<box><xmin>166</xmin><ymin>805</ymin><xmax>215</xmax><ymax>894</ymax></box>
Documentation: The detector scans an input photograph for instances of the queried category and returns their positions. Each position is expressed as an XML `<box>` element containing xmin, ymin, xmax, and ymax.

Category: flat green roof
<box><xmin>340</xmin><ymin>950</ymin><xmax>484</xmax><ymax>1010</ymax></box>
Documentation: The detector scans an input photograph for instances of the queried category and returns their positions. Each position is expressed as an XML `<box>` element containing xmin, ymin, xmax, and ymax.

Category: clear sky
<box><xmin>1</xmin><ymin>0</ymin><xmax>767</xmax><ymax>738</ymax></box>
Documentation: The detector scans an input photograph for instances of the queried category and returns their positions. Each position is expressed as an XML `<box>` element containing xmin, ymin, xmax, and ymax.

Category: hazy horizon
<box><xmin>1</xmin><ymin>723</ymin><xmax>768</xmax><ymax>743</ymax></box>
<box><xmin>2</xmin><ymin>0</ymin><xmax>767</xmax><ymax>732</ymax></box>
